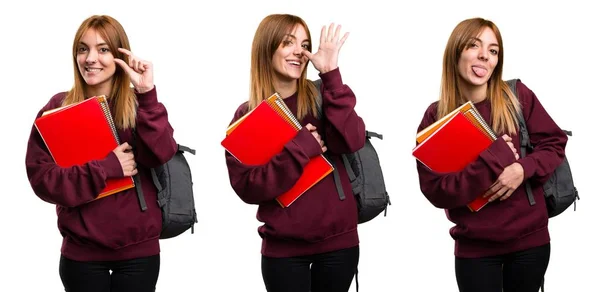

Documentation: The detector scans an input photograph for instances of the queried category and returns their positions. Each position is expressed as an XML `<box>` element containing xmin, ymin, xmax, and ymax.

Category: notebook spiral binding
<box><xmin>97</xmin><ymin>96</ymin><xmax>121</xmax><ymax>145</ymax></box>
<box><xmin>466</xmin><ymin>108</ymin><xmax>497</xmax><ymax>140</ymax></box>
<box><xmin>267</xmin><ymin>93</ymin><xmax>302</xmax><ymax>130</ymax></box>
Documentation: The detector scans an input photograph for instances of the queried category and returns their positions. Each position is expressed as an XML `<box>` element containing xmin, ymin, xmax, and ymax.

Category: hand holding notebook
<box><xmin>34</xmin><ymin>96</ymin><xmax>135</xmax><ymax>200</ymax></box>
<box><xmin>412</xmin><ymin>101</ymin><xmax>496</xmax><ymax>212</ymax></box>
<box><xmin>306</xmin><ymin>123</ymin><xmax>328</xmax><ymax>153</ymax></box>
<box><xmin>221</xmin><ymin>93</ymin><xmax>333</xmax><ymax>207</ymax></box>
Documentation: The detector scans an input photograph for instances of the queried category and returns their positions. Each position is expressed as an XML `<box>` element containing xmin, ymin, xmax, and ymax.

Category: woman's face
<box><xmin>76</xmin><ymin>28</ymin><xmax>116</xmax><ymax>95</ymax></box>
<box><xmin>457</xmin><ymin>27</ymin><xmax>499</xmax><ymax>87</ymax></box>
<box><xmin>272</xmin><ymin>24</ymin><xmax>310</xmax><ymax>83</ymax></box>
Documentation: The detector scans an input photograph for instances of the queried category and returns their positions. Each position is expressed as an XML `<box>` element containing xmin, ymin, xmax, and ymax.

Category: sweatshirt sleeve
<box><xmin>225</xmin><ymin>103</ymin><xmax>323</xmax><ymax>205</ymax></box>
<box><xmin>25</xmin><ymin>94</ymin><xmax>125</xmax><ymax>208</ymax></box>
<box><xmin>133</xmin><ymin>86</ymin><xmax>178</xmax><ymax>168</ymax></box>
<box><xmin>319</xmin><ymin>68</ymin><xmax>366</xmax><ymax>154</ymax></box>
<box><xmin>515</xmin><ymin>81</ymin><xmax>567</xmax><ymax>182</ymax></box>
<box><xmin>415</xmin><ymin>103</ymin><xmax>517</xmax><ymax>209</ymax></box>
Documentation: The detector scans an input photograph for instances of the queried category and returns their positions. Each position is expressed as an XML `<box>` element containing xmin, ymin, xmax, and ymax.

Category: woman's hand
<box><xmin>114</xmin><ymin>48</ymin><xmax>154</xmax><ymax>94</ymax></box>
<box><xmin>302</xmin><ymin>23</ymin><xmax>349</xmax><ymax>74</ymax></box>
<box><xmin>502</xmin><ymin>134</ymin><xmax>519</xmax><ymax>160</ymax></box>
<box><xmin>306</xmin><ymin>123</ymin><xmax>327</xmax><ymax>153</ymax></box>
<box><xmin>483</xmin><ymin>162</ymin><xmax>524</xmax><ymax>202</ymax></box>
<box><xmin>113</xmin><ymin>142</ymin><xmax>138</xmax><ymax>176</ymax></box>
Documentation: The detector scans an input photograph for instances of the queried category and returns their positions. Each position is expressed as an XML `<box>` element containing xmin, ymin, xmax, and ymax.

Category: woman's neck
<box><xmin>459</xmin><ymin>81</ymin><xmax>488</xmax><ymax>103</ymax></box>
<box><xmin>85</xmin><ymin>84</ymin><xmax>112</xmax><ymax>99</ymax></box>
<box><xmin>273</xmin><ymin>78</ymin><xmax>297</xmax><ymax>99</ymax></box>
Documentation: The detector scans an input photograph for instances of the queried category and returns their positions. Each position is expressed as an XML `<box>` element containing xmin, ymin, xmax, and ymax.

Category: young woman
<box><xmin>25</xmin><ymin>15</ymin><xmax>177</xmax><ymax>292</ymax></box>
<box><xmin>225</xmin><ymin>14</ymin><xmax>365</xmax><ymax>292</ymax></box>
<box><xmin>415</xmin><ymin>17</ymin><xmax>568</xmax><ymax>292</ymax></box>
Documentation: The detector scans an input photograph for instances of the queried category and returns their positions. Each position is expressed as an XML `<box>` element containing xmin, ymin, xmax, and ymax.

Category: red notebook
<box><xmin>34</xmin><ymin>96</ymin><xmax>135</xmax><ymax>200</ymax></box>
<box><xmin>221</xmin><ymin>94</ymin><xmax>333</xmax><ymax>207</ymax></box>
<box><xmin>413</xmin><ymin>111</ymin><xmax>493</xmax><ymax>211</ymax></box>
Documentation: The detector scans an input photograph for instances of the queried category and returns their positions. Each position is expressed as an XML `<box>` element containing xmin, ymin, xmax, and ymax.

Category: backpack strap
<box><xmin>131</xmin><ymin>128</ymin><xmax>148</xmax><ymax>211</ymax></box>
<box><xmin>313</xmin><ymin>79</ymin><xmax>324</xmax><ymax>119</ymax></box>
<box><xmin>506</xmin><ymin>79</ymin><xmax>537</xmax><ymax>207</ymax></box>
<box><xmin>312</xmin><ymin>79</ymin><xmax>346</xmax><ymax>201</ymax></box>
<box><xmin>366</xmin><ymin>131</ymin><xmax>383</xmax><ymax>140</ymax></box>
<box><xmin>178</xmin><ymin>144</ymin><xmax>196</xmax><ymax>155</ymax></box>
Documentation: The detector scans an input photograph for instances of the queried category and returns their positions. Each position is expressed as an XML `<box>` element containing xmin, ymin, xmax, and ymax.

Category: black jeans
<box><xmin>455</xmin><ymin>243</ymin><xmax>550</xmax><ymax>292</ymax></box>
<box><xmin>59</xmin><ymin>254</ymin><xmax>160</xmax><ymax>292</ymax></box>
<box><xmin>262</xmin><ymin>246</ymin><xmax>359</xmax><ymax>292</ymax></box>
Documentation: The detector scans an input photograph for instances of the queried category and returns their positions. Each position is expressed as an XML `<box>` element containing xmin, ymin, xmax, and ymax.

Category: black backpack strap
<box><xmin>506</xmin><ymin>79</ymin><xmax>536</xmax><ymax>206</ymax></box>
<box><xmin>331</xmin><ymin>160</ymin><xmax>346</xmax><ymax>200</ymax></box>
<box><xmin>313</xmin><ymin>79</ymin><xmax>324</xmax><ymax>119</ymax></box>
<box><xmin>178</xmin><ymin>144</ymin><xmax>196</xmax><ymax>155</ymax></box>
<box><xmin>514</xmin><ymin>107</ymin><xmax>536</xmax><ymax>206</ymax></box>
<box><xmin>130</xmin><ymin>128</ymin><xmax>148</xmax><ymax>211</ymax></box>
<box><xmin>366</xmin><ymin>131</ymin><xmax>383</xmax><ymax>140</ymax></box>
<box><xmin>313</xmin><ymin>79</ymin><xmax>346</xmax><ymax>201</ymax></box>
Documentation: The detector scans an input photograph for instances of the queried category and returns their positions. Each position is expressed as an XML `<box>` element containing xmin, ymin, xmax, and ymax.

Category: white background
<box><xmin>1</xmin><ymin>0</ymin><xmax>598</xmax><ymax>291</ymax></box>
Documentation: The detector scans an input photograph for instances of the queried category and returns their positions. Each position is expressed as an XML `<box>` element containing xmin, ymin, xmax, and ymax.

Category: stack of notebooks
<box><xmin>412</xmin><ymin>101</ymin><xmax>496</xmax><ymax>212</ymax></box>
<box><xmin>34</xmin><ymin>96</ymin><xmax>135</xmax><ymax>200</ymax></box>
<box><xmin>221</xmin><ymin>93</ymin><xmax>333</xmax><ymax>207</ymax></box>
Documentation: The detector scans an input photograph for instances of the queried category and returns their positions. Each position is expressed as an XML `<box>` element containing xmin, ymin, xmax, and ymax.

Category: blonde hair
<box><xmin>249</xmin><ymin>14</ymin><xmax>319</xmax><ymax>120</ymax></box>
<box><xmin>63</xmin><ymin>15</ymin><xmax>136</xmax><ymax>130</ymax></box>
<box><xmin>438</xmin><ymin>17</ymin><xmax>520</xmax><ymax>135</ymax></box>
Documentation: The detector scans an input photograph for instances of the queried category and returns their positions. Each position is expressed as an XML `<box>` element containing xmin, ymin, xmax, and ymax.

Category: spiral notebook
<box><xmin>34</xmin><ymin>96</ymin><xmax>135</xmax><ymax>200</ymax></box>
<box><xmin>222</xmin><ymin>93</ymin><xmax>333</xmax><ymax>207</ymax></box>
<box><xmin>413</xmin><ymin>102</ymin><xmax>496</xmax><ymax>212</ymax></box>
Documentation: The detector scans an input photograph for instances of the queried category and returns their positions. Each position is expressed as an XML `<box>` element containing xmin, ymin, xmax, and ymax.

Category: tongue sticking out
<box><xmin>473</xmin><ymin>67</ymin><xmax>487</xmax><ymax>77</ymax></box>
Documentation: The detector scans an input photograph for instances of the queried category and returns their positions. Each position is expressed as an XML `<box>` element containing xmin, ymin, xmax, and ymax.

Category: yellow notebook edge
<box><xmin>225</xmin><ymin>93</ymin><xmax>285</xmax><ymax>135</ymax></box>
<box><xmin>412</xmin><ymin>110</ymin><xmax>462</xmax><ymax>153</ymax></box>
<box><xmin>416</xmin><ymin>101</ymin><xmax>475</xmax><ymax>144</ymax></box>
<box><xmin>95</xmin><ymin>178</ymin><xmax>135</xmax><ymax>200</ymax></box>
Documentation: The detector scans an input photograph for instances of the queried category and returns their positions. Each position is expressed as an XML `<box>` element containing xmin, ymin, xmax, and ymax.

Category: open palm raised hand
<box><xmin>302</xmin><ymin>23</ymin><xmax>349</xmax><ymax>74</ymax></box>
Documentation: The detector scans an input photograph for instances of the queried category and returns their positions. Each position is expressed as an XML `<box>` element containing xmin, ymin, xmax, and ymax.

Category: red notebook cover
<box><xmin>221</xmin><ymin>99</ymin><xmax>333</xmax><ymax>207</ymax></box>
<box><xmin>34</xmin><ymin>96</ymin><xmax>135</xmax><ymax>200</ymax></box>
<box><xmin>412</xmin><ymin>111</ymin><xmax>493</xmax><ymax>211</ymax></box>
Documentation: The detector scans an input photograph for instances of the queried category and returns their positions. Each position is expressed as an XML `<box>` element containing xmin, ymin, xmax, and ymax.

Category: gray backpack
<box><xmin>506</xmin><ymin>79</ymin><xmax>579</xmax><ymax>218</ymax></box>
<box><xmin>131</xmin><ymin>133</ymin><xmax>198</xmax><ymax>239</ymax></box>
<box><xmin>313</xmin><ymin>80</ymin><xmax>391</xmax><ymax>224</ymax></box>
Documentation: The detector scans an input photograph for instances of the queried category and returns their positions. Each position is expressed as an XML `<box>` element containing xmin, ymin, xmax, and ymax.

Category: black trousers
<box><xmin>262</xmin><ymin>246</ymin><xmax>360</xmax><ymax>292</ymax></box>
<box><xmin>59</xmin><ymin>254</ymin><xmax>160</xmax><ymax>292</ymax></box>
<box><xmin>455</xmin><ymin>243</ymin><xmax>550</xmax><ymax>292</ymax></box>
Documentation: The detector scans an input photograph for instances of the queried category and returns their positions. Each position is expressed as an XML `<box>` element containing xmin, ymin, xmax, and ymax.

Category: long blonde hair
<box><xmin>439</xmin><ymin>17</ymin><xmax>520</xmax><ymax>135</ymax></box>
<box><xmin>63</xmin><ymin>15</ymin><xmax>136</xmax><ymax>130</ymax></box>
<box><xmin>249</xmin><ymin>14</ymin><xmax>319</xmax><ymax>120</ymax></box>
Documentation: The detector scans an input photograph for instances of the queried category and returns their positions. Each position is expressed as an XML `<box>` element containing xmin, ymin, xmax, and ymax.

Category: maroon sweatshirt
<box><xmin>416</xmin><ymin>80</ymin><xmax>568</xmax><ymax>258</ymax></box>
<box><xmin>26</xmin><ymin>86</ymin><xmax>178</xmax><ymax>261</ymax></box>
<box><xmin>226</xmin><ymin>68</ymin><xmax>366</xmax><ymax>257</ymax></box>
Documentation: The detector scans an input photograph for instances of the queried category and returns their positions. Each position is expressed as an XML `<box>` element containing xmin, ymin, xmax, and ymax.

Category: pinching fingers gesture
<box><xmin>114</xmin><ymin>48</ymin><xmax>154</xmax><ymax>94</ymax></box>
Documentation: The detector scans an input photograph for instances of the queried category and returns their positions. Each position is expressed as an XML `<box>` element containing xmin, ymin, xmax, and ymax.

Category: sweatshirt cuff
<box><xmin>291</xmin><ymin>127</ymin><xmax>323</xmax><ymax>158</ymax></box>
<box><xmin>318</xmin><ymin>67</ymin><xmax>344</xmax><ymax>91</ymax></box>
<box><xmin>136</xmin><ymin>86</ymin><xmax>159</xmax><ymax>110</ymax></box>
<box><xmin>516</xmin><ymin>156</ymin><xmax>536</xmax><ymax>180</ymax></box>
<box><xmin>97</xmin><ymin>151</ymin><xmax>124</xmax><ymax>178</ymax></box>
<box><xmin>480</xmin><ymin>138</ymin><xmax>517</xmax><ymax>170</ymax></box>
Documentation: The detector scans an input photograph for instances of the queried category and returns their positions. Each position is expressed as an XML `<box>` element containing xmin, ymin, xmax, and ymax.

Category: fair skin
<box><xmin>76</xmin><ymin>29</ymin><xmax>155</xmax><ymax>176</ymax></box>
<box><xmin>456</xmin><ymin>27</ymin><xmax>524</xmax><ymax>202</ymax></box>
<box><xmin>457</xmin><ymin>27</ymin><xmax>499</xmax><ymax>103</ymax></box>
<box><xmin>271</xmin><ymin>23</ymin><xmax>349</xmax><ymax>153</ymax></box>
